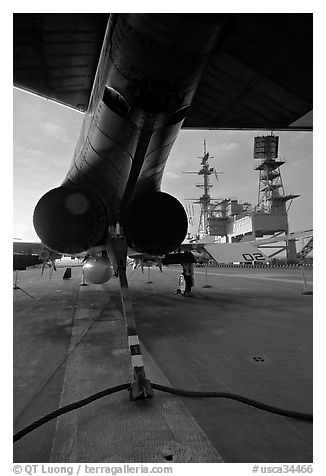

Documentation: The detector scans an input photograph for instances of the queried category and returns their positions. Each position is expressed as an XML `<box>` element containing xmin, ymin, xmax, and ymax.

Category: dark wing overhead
<box><xmin>13</xmin><ymin>13</ymin><xmax>109</xmax><ymax>111</ymax></box>
<box><xmin>13</xmin><ymin>13</ymin><xmax>312</xmax><ymax>130</ymax></box>
<box><xmin>183</xmin><ymin>14</ymin><xmax>313</xmax><ymax>130</ymax></box>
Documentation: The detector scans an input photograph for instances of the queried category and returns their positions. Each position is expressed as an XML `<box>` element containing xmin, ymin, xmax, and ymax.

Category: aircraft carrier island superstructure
<box><xmin>185</xmin><ymin>135</ymin><xmax>309</xmax><ymax>262</ymax></box>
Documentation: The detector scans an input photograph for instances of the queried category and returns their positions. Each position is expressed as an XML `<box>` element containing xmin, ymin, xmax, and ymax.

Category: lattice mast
<box><xmin>254</xmin><ymin>133</ymin><xmax>299</xmax><ymax>216</ymax></box>
<box><xmin>183</xmin><ymin>140</ymin><xmax>222</xmax><ymax>238</ymax></box>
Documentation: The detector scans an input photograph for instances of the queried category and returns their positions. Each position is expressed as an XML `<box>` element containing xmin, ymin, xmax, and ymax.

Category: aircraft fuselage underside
<box><xmin>33</xmin><ymin>14</ymin><xmax>224</xmax><ymax>256</ymax></box>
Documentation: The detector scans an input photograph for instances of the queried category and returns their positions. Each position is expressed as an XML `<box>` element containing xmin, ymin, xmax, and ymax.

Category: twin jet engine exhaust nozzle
<box><xmin>33</xmin><ymin>186</ymin><xmax>188</xmax><ymax>282</ymax></box>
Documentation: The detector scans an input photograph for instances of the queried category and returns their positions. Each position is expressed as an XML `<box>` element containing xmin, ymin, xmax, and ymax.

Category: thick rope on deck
<box><xmin>13</xmin><ymin>382</ymin><xmax>312</xmax><ymax>443</ymax></box>
<box><xmin>13</xmin><ymin>383</ymin><xmax>129</xmax><ymax>443</ymax></box>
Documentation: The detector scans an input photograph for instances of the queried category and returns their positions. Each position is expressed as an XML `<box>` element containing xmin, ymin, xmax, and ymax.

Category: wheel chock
<box><xmin>63</xmin><ymin>267</ymin><xmax>72</xmax><ymax>279</ymax></box>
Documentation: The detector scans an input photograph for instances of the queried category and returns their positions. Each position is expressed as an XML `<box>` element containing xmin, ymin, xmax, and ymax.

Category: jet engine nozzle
<box><xmin>125</xmin><ymin>191</ymin><xmax>188</xmax><ymax>255</ymax></box>
<box><xmin>83</xmin><ymin>257</ymin><xmax>114</xmax><ymax>284</ymax></box>
<box><xmin>33</xmin><ymin>186</ymin><xmax>108</xmax><ymax>254</ymax></box>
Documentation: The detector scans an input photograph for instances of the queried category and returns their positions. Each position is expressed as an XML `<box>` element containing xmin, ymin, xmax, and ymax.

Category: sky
<box><xmin>13</xmin><ymin>88</ymin><xmax>313</xmax><ymax>242</ymax></box>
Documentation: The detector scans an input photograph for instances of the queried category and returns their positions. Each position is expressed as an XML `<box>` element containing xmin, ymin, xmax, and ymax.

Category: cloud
<box><xmin>164</xmin><ymin>171</ymin><xmax>180</xmax><ymax>179</ymax></box>
<box><xmin>215</xmin><ymin>142</ymin><xmax>240</xmax><ymax>155</ymax></box>
<box><xmin>42</xmin><ymin>121</ymin><xmax>64</xmax><ymax>135</ymax></box>
<box><xmin>41</xmin><ymin>121</ymin><xmax>68</xmax><ymax>141</ymax></box>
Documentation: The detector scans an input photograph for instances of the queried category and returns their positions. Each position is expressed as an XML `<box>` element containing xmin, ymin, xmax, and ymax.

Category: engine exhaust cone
<box><xmin>33</xmin><ymin>186</ymin><xmax>108</xmax><ymax>254</ymax></box>
<box><xmin>125</xmin><ymin>191</ymin><xmax>188</xmax><ymax>255</ymax></box>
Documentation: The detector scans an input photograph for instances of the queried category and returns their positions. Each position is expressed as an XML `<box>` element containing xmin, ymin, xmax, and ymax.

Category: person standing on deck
<box><xmin>182</xmin><ymin>258</ymin><xmax>194</xmax><ymax>295</ymax></box>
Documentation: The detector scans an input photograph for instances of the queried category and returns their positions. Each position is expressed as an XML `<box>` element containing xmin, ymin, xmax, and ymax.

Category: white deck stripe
<box><xmin>201</xmin><ymin>272</ymin><xmax>313</xmax><ymax>285</ymax></box>
<box><xmin>131</xmin><ymin>355</ymin><xmax>144</xmax><ymax>367</ymax></box>
<box><xmin>167</xmin><ymin>268</ymin><xmax>313</xmax><ymax>285</ymax></box>
<box><xmin>128</xmin><ymin>335</ymin><xmax>140</xmax><ymax>347</ymax></box>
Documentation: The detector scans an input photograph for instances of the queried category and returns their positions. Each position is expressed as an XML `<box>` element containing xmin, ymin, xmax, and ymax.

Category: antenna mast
<box><xmin>183</xmin><ymin>140</ymin><xmax>222</xmax><ymax>238</ymax></box>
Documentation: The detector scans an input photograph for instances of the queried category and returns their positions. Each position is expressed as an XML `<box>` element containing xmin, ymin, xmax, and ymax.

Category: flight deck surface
<box><xmin>13</xmin><ymin>265</ymin><xmax>313</xmax><ymax>463</ymax></box>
